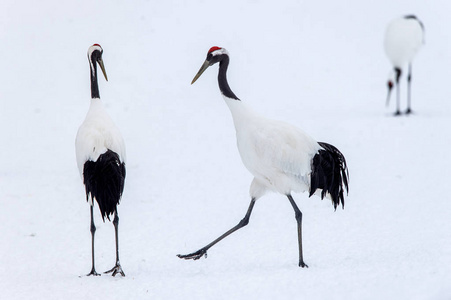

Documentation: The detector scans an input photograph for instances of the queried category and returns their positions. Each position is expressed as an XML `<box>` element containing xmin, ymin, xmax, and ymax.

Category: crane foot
<box><xmin>105</xmin><ymin>263</ymin><xmax>125</xmax><ymax>277</ymax></box>
<box><xmin>177</xmin><ymin>248</ymin><xmax>208</xmax><ymax>260</ymax></box>
<box><xmin>87</xmin><ymin>268</ymin><xmax>101</xmax><ymax>276</ymax></box>
<box><xmin>299</xmin><ymin>261</ymin><xmax>309</xmax><ymax>268</ymax></box>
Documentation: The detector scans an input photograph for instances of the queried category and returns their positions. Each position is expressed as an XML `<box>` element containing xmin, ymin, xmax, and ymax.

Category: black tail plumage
<box><xmin>309</xmin><ymin>142</ymin><xmax>349</xmax><ymax>210</ymax></box>
<box><xmin>83</xmin><ymin>149</ymin><xmax>126</xmax><ymax>221</ymax></box>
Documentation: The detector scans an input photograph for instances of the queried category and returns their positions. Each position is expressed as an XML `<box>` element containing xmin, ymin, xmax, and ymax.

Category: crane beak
<box><xmin>386</xmin><ymin>89</ymin><xmax>391</xmax><ymax>106</ymax></box>
<box><xmin>98</xmin><ymin>58</ymin><xmax>108</xmax><ymax>82</ymax></box>
<box><xmin>386</xmin><ymin>82</ymin><xmax>393</xmax><ymax>106</ymax></box>
<box><xmin>191</xmin><ymin>60</ymin><xmax>210</xmax><ymax>85</ymax></box>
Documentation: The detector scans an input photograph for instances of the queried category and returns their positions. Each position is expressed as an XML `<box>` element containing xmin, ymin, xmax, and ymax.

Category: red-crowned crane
<box><xmin>75</xmin><ymin>44</ymin><xmax>126</xmax><ymax>276</ymax></box>
<box><xmin>177</xmin><ymin>47</ymin><xmax>349</xmax><ymax>268</ymax></box>
<box><xmin>384</xmin><ymin>15</ymin><xmax>425</xmax><ymax>115</ymax></box>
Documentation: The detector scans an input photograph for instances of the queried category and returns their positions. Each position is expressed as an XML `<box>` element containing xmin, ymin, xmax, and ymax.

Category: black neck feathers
<box><xmin>218</xmin><ymin>55</ymin><xmax>240</xmax><ymax>101</ymax></box>
<box><xmin>404</xmin><ymin>14</ymin><xmax>425</xmax><ymax>32</ymax></box>
<box><xmin>89</xmin><ymin>54</ymin><xmax>100</xmax><ymax>99</ymax></box>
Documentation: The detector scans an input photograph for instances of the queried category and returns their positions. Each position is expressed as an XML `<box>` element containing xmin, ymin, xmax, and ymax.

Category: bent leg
<box><xmin>178</xmin><ymin>198</ymin><xmax>257</xmax><ymax>260</ymax></box>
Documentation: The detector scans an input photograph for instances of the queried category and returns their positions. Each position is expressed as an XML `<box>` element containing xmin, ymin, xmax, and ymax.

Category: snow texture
<box><xmin>1</xmin><ymin>0</ymin><xmax>451</xmax><ymax>299</ymax></box>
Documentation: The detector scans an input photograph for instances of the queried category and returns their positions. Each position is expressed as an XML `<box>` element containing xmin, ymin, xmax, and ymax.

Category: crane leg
<box><xmin>395</xmin><ymin>68</ymin><xmax>402</xmax><ymax>116</ymax></box>
<box><xmin>87</xmin><ymin>205</ymin><xmax>100</xmax><ymax>276</ymax></box>
<box><xmin>177</xmin><ymin>198</ymin><xmax>257</xmax><ymax>260</ymax></box>
<box><xmin>287</xmin><ymin>195</ymin><xmax>308</xmax><ymax>268</ymax></box>
<box><xmin>406</xmin><ymin>63</ymin><xmax>412</xmax><ymax>114</ymax></box>
<box><xmin>105</xmin><ymin>210</ymin><xmax>125</xmax><ymax>276</ymax></box>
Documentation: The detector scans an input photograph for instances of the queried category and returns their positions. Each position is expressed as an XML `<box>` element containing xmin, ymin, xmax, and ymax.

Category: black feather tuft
<box><xmin>83</xmin><ymin>149</ymin><xmax>126</xmax><ymax>221</ymax></box>
<box><xmin>309</xmin><ymin>142</ymin><xmax>349</xmax><ymax>210</ymax></box>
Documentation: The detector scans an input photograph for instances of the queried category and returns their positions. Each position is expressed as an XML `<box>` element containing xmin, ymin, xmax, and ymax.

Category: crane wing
<box><xmin>248</xmin><ymin>119</ymin><xmax>320</xmax><ymax>180</ymax></box>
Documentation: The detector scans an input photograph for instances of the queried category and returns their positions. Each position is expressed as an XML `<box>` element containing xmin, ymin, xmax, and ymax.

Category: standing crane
<box><xmin>384</xmin><ymin>15</ymin><xmax>425</xmax><ymax>115</ymax></box>
<box><xmin>177</xmin><ymin>47</ymin><xmax>349</xmax><ymax>267</ymax></box>
<box><xmin>75</xmin><ymin>44</ymin><xmax>126</xmax><ymax>276</ymax></box>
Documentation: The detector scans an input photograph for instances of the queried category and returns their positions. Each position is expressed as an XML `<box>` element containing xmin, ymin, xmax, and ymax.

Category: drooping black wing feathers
<box><xmin>83</xmin><ymin>149</ymin><xmax>126</xmax><ymax>221</ymax></box>
<box><xmin>309</xmin><ymin>142</ymin><xmax>349</xmax><ymax>210</ymax></box>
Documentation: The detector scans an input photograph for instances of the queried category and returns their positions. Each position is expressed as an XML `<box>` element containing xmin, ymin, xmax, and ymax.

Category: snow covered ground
<box><xmin>1</xmin><ymin>0</ymin><xmax>451</xmax><ymax>299</ymax></box>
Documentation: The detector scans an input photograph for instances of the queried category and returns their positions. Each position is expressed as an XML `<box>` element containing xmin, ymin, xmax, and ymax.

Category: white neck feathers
<box><xmin>223</xmin><ymin>95</ymin><xmax>258</xmax><ymax>130</ymax></box>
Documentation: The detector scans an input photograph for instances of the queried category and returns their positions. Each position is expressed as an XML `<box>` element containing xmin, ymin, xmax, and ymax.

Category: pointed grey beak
<box><xmin>191</xmin><ymin>60</ymin><xmax>210</xmax><ymax>84</ymax></box>
<box><xmin>98</xmin><ymin>58</ymin><xmax>108</xmax><ymax>82</ymax></box>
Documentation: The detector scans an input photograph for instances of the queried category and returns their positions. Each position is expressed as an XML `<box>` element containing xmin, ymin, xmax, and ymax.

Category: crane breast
<box><xmin>75</xmin><ymin>115</ymin><xmax>126</xmax><ymax>176</ymax></box>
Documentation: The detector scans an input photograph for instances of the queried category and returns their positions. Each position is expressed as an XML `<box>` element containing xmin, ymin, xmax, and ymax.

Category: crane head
<box><xmin>191</xmin><ymin>46</ymin><xmax>229</xmax><ymax>84</ymax></box>
<box><xmin>88</xmin><ymin>44</ymin><xmax>108</xmax><ymax>82</ymax></box>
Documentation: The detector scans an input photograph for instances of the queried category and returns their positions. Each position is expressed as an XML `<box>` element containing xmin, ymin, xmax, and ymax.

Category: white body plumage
<box><xmin>384</xmin><ymin>16</ymin><xmax>424</xmax><ymax>69</ymax></box>
<box><xmin>224</xmin><ymin>97</ymin><xmax>321</xmax><ymax>199</ymax></box>
<box><xmin>76</xmin><ymin>99</ymin><xmax>125</xmax><ymax>207</ymax></box>
<box><xmin>75</xmin><ymin>98</ymin><xmax>126</xmax><ymax>180</ymax></box>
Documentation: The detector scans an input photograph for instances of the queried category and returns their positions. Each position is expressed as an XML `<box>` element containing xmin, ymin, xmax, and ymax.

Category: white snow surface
<box><xmin>1</xmin><ymin>1</ymin><xmax>451</xmax><ymax>299</ymax></box>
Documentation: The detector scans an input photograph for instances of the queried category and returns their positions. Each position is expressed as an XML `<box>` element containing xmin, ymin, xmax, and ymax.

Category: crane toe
<box><xmin>105</xmin><ymin>264</ymin><xmax>125</xmax><ymax>277</ymax></box>
<box><xmin>87</xmin><ymin>268</ymin><xmax>101</xmax><ymax>276</ymax></box>
<box><xmin>177</xmin><ymin>249</ymin><xmax>208</xmax><ymax>260</ymax></box>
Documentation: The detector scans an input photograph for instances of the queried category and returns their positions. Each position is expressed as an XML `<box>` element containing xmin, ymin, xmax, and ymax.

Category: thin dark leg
<box><xmin>406</xmin><ymin>63</ymin><xmax>412</xmax><ymax>114</ymax></box>
<box><xmin>87</xmin><ymin>205</ymin><xmax>100</xmax><ymax>276</ymax></box>
<box><xmin>177</xmin><ymin>198</ymin><xmax>257</xmax><ymax>260</ymax></box>
<box><xmin>105</xmin><ymin>210</ymin><xmax>125</xmax><ymax>276</ymax></box>
<box><xmin>287</xmin><ymin>195</ymin><xmax>308</xmax><ymax>268</ymax></box>
<box><xmin>394</xmin><ymin>67</ymin><xmax>402</xmax><ymax>116</ymax></box>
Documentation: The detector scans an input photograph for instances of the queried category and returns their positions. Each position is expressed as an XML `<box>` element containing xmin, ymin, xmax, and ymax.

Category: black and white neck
<box><xmin>87</xmin><ymin>44</ymin><xmax>107</xmax><ymax>99</ymax></box>
<box><xmin>191</xmin><ymin>46</ymin><xmax>241</xmax><ymax>101</ymax></box>
<box><xmin>191</xmin><ymin>47</ymin><xmax>257</xmax><ymax>129</ymax></box>
<box><xmin>198</xmin><ymin>47</ymin><xmax>239</xmax><ymax>101</ymax></box>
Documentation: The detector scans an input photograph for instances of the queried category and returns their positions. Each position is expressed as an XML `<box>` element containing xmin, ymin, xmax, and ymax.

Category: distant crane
<box><xmin>384</xmin><ymin>15</ymin><xmax>425</xmax><ymax>115</ymax></box>
<box><xmin>75</xmin><ymin>44</ymin><xmax>126</xmax><ymax>276</ymax></box>
<box><xmin>177</xmin><ymin>47</ymin><xmax>349</xmax><ymax>267</ymax></box>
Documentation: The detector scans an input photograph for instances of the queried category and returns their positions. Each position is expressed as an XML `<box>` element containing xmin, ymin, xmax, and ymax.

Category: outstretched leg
<box><xmin>87</xmin><ymin>205</ymin><xmax>100</xmax><ymax>276</ymax></box>
<box><xmin>406</xmin><ymin>63</ymin><xmax>413</xmax><ymax>114</ymax></box>
<box><xmin>394</xmin><ymin>67</ymin><xmax>402</xmax><ymax>116</ymax></box>
<box><xmin>178</xmin><ymin>198</ymin><xmax>257</xmax><ymax>260</ymax></box>
<box><xmin>287</xmin><ymin>195</ymin><xmax>308</xmax><ymax>268</ymax></box>
<box><xmin>104</xmin><ymin>210</ymin><xmax>125</xmax><ymax>276</ymax></box>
